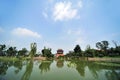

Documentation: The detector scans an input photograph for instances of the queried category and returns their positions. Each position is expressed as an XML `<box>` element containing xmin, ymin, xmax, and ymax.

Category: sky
<box><xmin>0</xmin><ymin>0</ymin><xmax>120</xmax><ymax>54</ymax></box>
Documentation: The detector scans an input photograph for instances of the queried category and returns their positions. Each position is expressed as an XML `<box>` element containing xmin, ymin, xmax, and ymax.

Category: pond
<box><xmin>0</xmin><ymin>59</ymin><xmax>120</xmax><ymax>80</ymax></box>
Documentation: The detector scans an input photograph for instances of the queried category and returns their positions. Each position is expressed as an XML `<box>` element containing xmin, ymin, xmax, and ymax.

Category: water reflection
<box><xmin>39</xmin><ymin>61</ymin><xmax>53</xmax><ymax>74</ymax></box>
<box><xmin>0</xmin><ymin>60</ymin><xmax>120</xmax><ymax>80</ymax></box>
<box><xmin>14</xmin><ymin>60</ymin><xmax>23</xmax><ymax>74</ymax></box>
<box><xmin>21</xmin><ymin>60</ymin><xmax>33</xmax><ymax>80</ymax></box>
<box><xmin>0</xmin><ymin>61</ymin><xmax>8</xmax><ymax>75</ymax></box>
<box><xmin>67</xmin><ymin>60</ymin><xmax>120</xmax><ymax>80</ymax></box>
<box><xmin>67</xmin><ymin>61</ymin><xmax>86</xmax><ymax>77</ymax></box>
<box><xmin>56</xmin><ymin>60</ymin><xmax>64</xmax><ymax>68</ymax></box>
<box><xmin>105</xmin><ymin>70</ymin><xmax>120</xmax><ymax>80</ymax></box>
<box><xmin>76</xmin><ymin>61</ymin><xmax>86</xmax><ymax>77</ymax></box>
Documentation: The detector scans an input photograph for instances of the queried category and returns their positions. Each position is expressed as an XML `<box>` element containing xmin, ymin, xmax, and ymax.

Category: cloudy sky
<box><xmin>0</xmin><ymin>0</ymin><xmax>120</xmax><ymax>53</ymax></box>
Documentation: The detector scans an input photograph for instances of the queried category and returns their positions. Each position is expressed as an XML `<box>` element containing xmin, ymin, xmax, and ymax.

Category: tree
<box><xmin>96</xmin><ymin>40</ymin><xmax>109</xmax><ymax>56</ymax></box>
<box><xmin>29</xmin><ymin>43</ymin><xmax>37</xmax><ymax>57</ymax></box>
<box><xmin>101</xmin><ymin>41</ymin><xmax>109</xmax><ymax>51</ymax></box>
<box><xmin>41</xmin><ymin>47</ymin><xmax>53</xmax><ymax>58</ymax></box>
<box><xmin>85</xmin><ymin>45</ymin><xmax>94</xmax><ymax>57</ymax></box>
<box><xmin>7</xmin><ymin>47</ymin><xmax>17</xmax><ymax>56</ymax></box>
<box><xmin>74</xmin><ymin>45</ymin><xmax>82</xmax><ymax>56</ymax></box>
<box><xmin>0</xmin><ymin>44</ymin><xmax>6</xmax><ymax>56</ymax></box>
<box><xmin>96</xmin><ymin>42</ymin><xmax>103</xmax><ymax>50</ymax></box>
<box><xmin>18</xmin><ymin>48</ymin><xmax>28</xmax><ymax>56</ymax></box>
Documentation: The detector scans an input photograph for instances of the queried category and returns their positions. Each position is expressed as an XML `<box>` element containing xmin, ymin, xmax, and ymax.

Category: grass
<box><xmin>0</xmin><ymin>56</ymin><xmax>31</xmax><ymax>61</ymax></box>
<box><xmin>94</xmin><ymin>62</ymin><xmax>120</xmax><ymax>67</ymax></box>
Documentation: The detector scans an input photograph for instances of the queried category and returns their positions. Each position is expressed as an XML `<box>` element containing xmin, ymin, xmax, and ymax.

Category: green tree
<box><xmin>29</xmin><ymin>43</ymin><xmax>37</xmax><ymax>58</ymax></box>
<box><xmin>18</xmin><ymin>48</ymin><xmax>28</xmax><ymax>56</ymax></box>
<box><xmin>96</xmin><ymin>41</ymin><xmax>109</xmax><ymax>56</ymax></box>
<box><xmin>74</xmin><ymin>45</ymin><xmax>82</xmax><ymax>56</ymax></box>
<box><xmin>85</xmin><ymin>45</ymin><xmax>94</xmax><ymax>57</ymax></box>
<box><xmin>7</xmin><ymin>47</ymin><xmax>17</xmax><ymax>56</ymax></box>
<box><xmin>0</xmin><ymin>44</ymin><xmax>6</xmax><ymax>56</ymax></box>
<box><xmin>102</xmin><ymin>41</ymin><xmax>109</xmax><ymax>51</ymax></box>
<box><xmin>41</xmin><ymin>47</ymin><xmax>53</xmax><ymax>58</ymax></box>
<box><xmin>96</xmin><ymin>42</ymin><xmax>103</xmax><ymax>50</ymax></box>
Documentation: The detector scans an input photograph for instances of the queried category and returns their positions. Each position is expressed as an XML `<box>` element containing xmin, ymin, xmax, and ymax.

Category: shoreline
<box><xmin>0</xmin><ymin>56</ymin><xmax>120</xmax><ymax>63</ymax></box>
<box><xmin>88</xmin><ymin>57</ymin><xmax>120</xmax><ymax>63</ymax></box>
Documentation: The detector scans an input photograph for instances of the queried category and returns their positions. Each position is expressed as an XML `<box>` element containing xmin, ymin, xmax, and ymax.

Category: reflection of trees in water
<box><xmin>67</xmin><ymin>61</ymin><xmax>77</xmax><ymax>68</ymax></box>
<box><xmin>21</xmin><ymin>60</ymin><xmax>33</xmax><ymax>80</ymax></box>
<box><xmin>75</xmin><ymin>61</ymin><xmax>86</xmax><ymax>77</ymax></box>
<box><xmin>105</xmin><ymin>70</ymin><xmax>120</xmax><ymax>80</ymax></box>
<box><xmin>87</xmin><ymin>62</ymin><xmax>100</xmax><ymax>79</ymax></box>
<box><xmin>13</xmin><ymin>60</ymin><xmax>23</xmax><ymax>74</ymax></box>
<box><xmin>87</xmin><ymin>62</ymin><xmax>120</xmax><ymax>79</ymax></box>
<box><xmin>0</xmin><ymin>61</ymin><xmax>8</xmax><ymax>75</ymax></box>
<box><xmin>39</xmin><ymin>61</ymin><xmax>52</xmax><ymax>74</ymax></box>
<box><xmin>67</xmin><ymin>60</ymin><xmax>86</xmax><ymax>77</ymax></box>
<box><xmin>56</xmin><ymin>60</ymin><xmax>64</xmax><ymax>68</ymax></box>
<box><xmin>0</xmin><ymin>60</ymin><xmax>23</xmax><ymax>75</ymax></box>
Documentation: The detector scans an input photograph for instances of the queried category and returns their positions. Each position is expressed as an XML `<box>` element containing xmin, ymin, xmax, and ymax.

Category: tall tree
<box><xmin>101</xmin><ymin>41</ymin><xmax>109</xmax><ymax>51</ymax></box>
<box><xmin>96</xmin><ymin>42</ymin><xmax>103</xmax><ymax>50</ymax></box>
<box><xmin>96</xmin><ymin>40</ymin><xmax>109</xmax><ymax>56</ymax></box>
<box><xmin>74</xmin><ymin>45</ymin><xmax>82</xmax><ymax>56</ymax></box>
<box><xmin>0</xmin><ymin>44</ymin><xmax>6</xmax><ymax>56</ymax></box>
<box><xmin>7</xmin><ymin>47</ymin><xmax>17</xmax><ymax>56</ymax></box>
<box><xmin>96</xmin><ymin>41</ymin><xmax>109</xmax><ymax>50</ymax></box>
<box><xmin>29</xmin><ymin>43</ymin><xmax>37</xmax><ymax>58</ymax></box>
<box><xmin>18</xmin><ymin>48</ymin><xmax>28</xmax><ymax>56</ymax></box>
<box><xmin>41</xmin><ymin>47</ymin><xmax>53</xmax><ymax>58</ymax></box>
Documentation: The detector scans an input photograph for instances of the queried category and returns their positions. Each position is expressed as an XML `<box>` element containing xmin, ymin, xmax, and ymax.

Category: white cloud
<box><xmin>12</xmin><ymin>27</ymin><xmax>41</xmax><ymax>38</ymax></box>
<box><xmin>53</xmin><ymin>1</ymin><xmax>78</xmax><ymax>21</ymax></box>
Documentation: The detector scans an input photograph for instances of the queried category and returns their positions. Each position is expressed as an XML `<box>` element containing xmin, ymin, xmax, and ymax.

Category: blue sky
<box><xmin>0</xmin><ymin>0</ymin><xmax>120</xmax><ymax>53</ymax></box>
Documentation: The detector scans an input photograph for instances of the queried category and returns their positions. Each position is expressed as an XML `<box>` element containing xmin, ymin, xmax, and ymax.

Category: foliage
<box><xmin>18</xmin><ymin>48</ymin><xmax>28</xmax><ymax>56</ymax></box>
<box><xmin>7</xmin><ymin>47</ymin><xmax>17</xmax><ymax>56</ymax></box>
<box><xmin>96</xmin><ymin>40</ymin><xmax>109</xmax><ymax>56</ymax></box>
<box><xmin>0</xmin><ymin>44</ymin><xmax>6</xmax><ymax>56</ymax></box>
<box><xmin>96</xmin><ymin>41</ymin><xmax>109</xmax><ymax>51</ymax></box>
<box><xmin>84</xmin><ymin>45</ymin><xmax>95</xmax><ymax>57</ymax></box>
<box><xmin>74</xmin><ymin>45</ymin><xmax>82</xmax><ymax>56</ymax></box>
<box><xmin>29</xmin><ymin>43</ymin><xmax>37</xmax><ymax>58</ymax></box>
<box><xmin>41</xmin><ymin>47</ymin><xmax>53</xmax><ymax>58</ymax></box>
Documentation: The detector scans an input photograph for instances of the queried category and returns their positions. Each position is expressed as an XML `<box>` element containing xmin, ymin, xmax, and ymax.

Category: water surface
<box><xmin>0</xmin><ymin>60</ymin><xmax>120</xmax><ymax>80</ymax></box>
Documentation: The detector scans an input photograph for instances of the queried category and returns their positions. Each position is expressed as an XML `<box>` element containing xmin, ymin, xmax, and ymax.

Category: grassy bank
<box><xmin>88</xmin><ymin>57</ymin><xmax>120</xmax><ymax>63</ymax></box>
<box><xmin>0</xmin><ymin>56</ymin><xmax>31</xmax><ymax>61</ymax></box>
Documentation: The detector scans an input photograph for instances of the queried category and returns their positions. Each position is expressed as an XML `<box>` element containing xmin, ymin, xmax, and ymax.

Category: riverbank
<box><xmin>0</xmin><ymin>56</ymin><xmax>120</xmax><ymax>63</ymax></box>
<box><xmin>88</xmin><ymin>57</ymin><xmax>120</xmax><ymax>63</ymax></box>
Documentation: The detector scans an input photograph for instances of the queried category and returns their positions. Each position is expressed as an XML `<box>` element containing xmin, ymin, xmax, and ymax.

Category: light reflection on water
<box><xmin>0</xmin><ymin>60</ymin><xmax>120</xmax><ymax>80</ymax></box>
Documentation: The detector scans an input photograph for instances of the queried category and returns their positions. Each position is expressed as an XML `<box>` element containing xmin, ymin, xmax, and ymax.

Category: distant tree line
<box><xmin>0</xmin><ymin>42</ymin><xmax>53</xmax><ymax>58</ymax></box>
<box><xmin>66</xmin><ymin>40</ymin><xmax>120</xmax><ymax>57</ymax></box>
<box><xmin>0</xmin><ymin>40</ymin><xmax>120</xmax><ymax>58</ymax></box>
<box><xmin>0</xmin><ymin>44</ymin><xmax>28</xmax><ymax>57</ymax></box>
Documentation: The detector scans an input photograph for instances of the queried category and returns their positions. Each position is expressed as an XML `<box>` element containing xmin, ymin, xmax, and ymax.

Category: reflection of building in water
<box><xmin>55</xmin><ymin>49</ymin><xmax>64</xmax><ymax>58</ymax></box>
<box><xmin>56</xmin><ymin>60</ymin><xmax>64</xmax><ymax>68</ymax></box>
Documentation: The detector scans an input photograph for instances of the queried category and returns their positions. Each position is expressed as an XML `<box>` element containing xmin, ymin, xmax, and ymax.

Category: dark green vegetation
<box><xmin>0</xmin><ymin>40</ymin><xmax>120</xmax><ymax>58</ymax></box>
<box><xmin>66</xmin><ymin>40</ymin><xmax>120</xmax><ymax>58</ymax></box>
<box><xmin>0</xmin><ymin>59</ymin><xmax>119</xmax><ymax>80</ymax></box>
<box><xmin>41</xmin><ymin>47</ymin><xmax>54</xmax><ymax>58</ymax></box>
